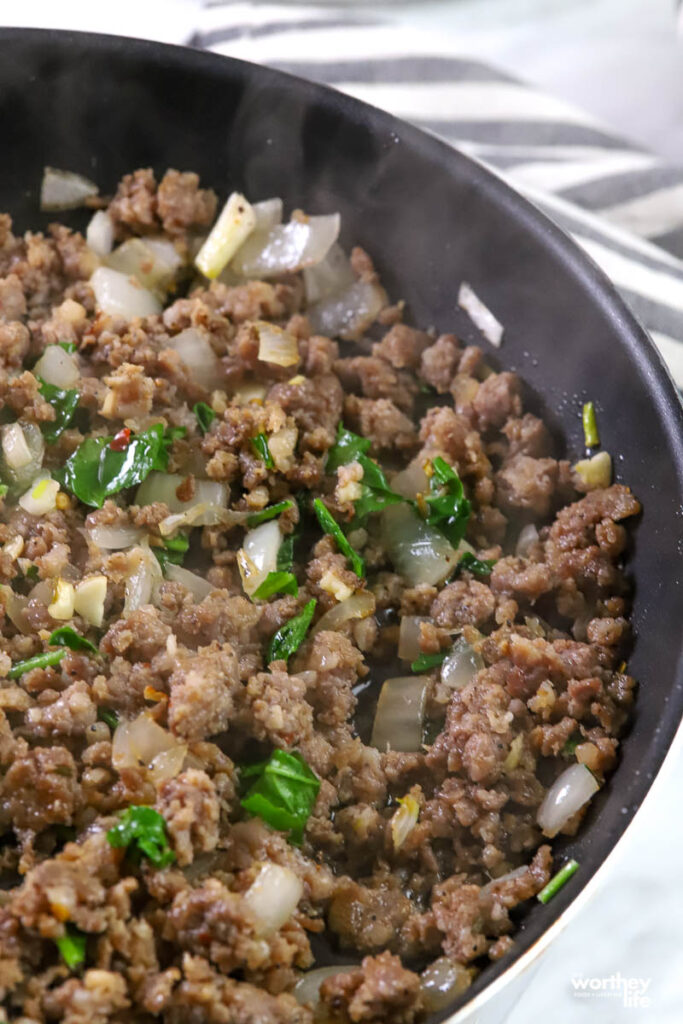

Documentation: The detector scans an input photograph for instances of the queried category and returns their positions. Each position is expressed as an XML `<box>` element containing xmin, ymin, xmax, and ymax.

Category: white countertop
<box><xmin>3</xmin><ymin>2</ymin><xmax>682</xmax><ymax>1020</ymax></box>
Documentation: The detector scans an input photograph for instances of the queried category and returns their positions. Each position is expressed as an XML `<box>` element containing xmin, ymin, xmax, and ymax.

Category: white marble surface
<box><xmin>3</xmin><ymin>1</ymin><xmax>683</xmax><ymax>1020</ymax></box>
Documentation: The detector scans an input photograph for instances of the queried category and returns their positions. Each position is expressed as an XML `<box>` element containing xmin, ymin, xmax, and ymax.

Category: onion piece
<box><xmin>398</xmin><ymin>616</ymin><xmax>431</xmax><ymax>662</ymax></box>
<box><xmin>87</xmin><ymin>523</ymin><xmax>144</xmax><ymax>550</ymax></box>
<box><xmin>440</xmin><ymin>637</ymin><xmax>484</xmax><ymax>690</ymax></box>
<box><xmin>159</xmin><ymin>502</ymin><xmax>247</xmax><ymax>538</ymax></box>
<box><xmin>1</xmin><ymin>423</ymin><xmax>45</xmax><ymax>493</ymax></box>
<box><xmin>252</xmin><ymin>197</ymin><xmax>283</xmax><ymax>232</ymax></box>
<box><xmin>124</xmin><ymin>545</ymin><xmax>163</xmax><ymax>615</ymax></box>
<box><xmin>421</xmin><ymin>958</ymin><xmax>472</xmax><ymax>1011</ymax></box>
<box><xmin>232</xmin><ymin>213</ymin><xmax>341</xmax><ymax>279</ymax></box>
<box><xmin>294</xmin><ymin>966</ymin><xmax>357</xmax><ymax>1008</ymax></box>
<box><xmin>303</xmin><ymin>243</ymin><xmax>354</xmax><ymax>305</ymax></box>
<box><xmin>244</xmin><ymin>863</ymin><xmax>303</xmax><ymax>936</ymax></box>
<box><xmin>195</xmin><ymin>192</ymin><xmax>256</xmax><ymax>279</ymax></box>
<box><xmin>19</xmin><ymin>475</ymin><xmax>59</xmax><ymax>516</ymax></box>
<box><xmin>2</xmin><ymin>423</ymin><xmax>33</xmax><ymax>470</ymax></box>
<box><xmin>573</xmin><ymin>451</ymin><xmax>612</xmax><ymax>490</ymax></box>
<box><xmin>112</xmin><ymin>712</ymin><xmax>185</xmax><ymax>785</ymax></box>
<box><xmin>537</xmin><ymin>763</ymin><xmax>599</xmax><ymax>838</ymax></box>
<box><xmin>40</xmin><ymin>166</ymin><xmax>98</xmax><ymax>211</ymax></box>
<box><xmin>107</xmin><ymin>237</ymin><xmax>182</xmax><ymax>295</ymax></box>
<box><xmin>33</xmin><ymin>345</ymin><xmax>79</xmax><ymax>388</ymax></box>
<box><xmin>312</xmin><ymin>591</ymin><xmax>375</xmax><ymax>635</ymax></box>
<box><xmin>458</xmin><ymin>281</ymin><xmax>504</xmax><ymax>348</ymax></box>
<box><xmin>135</xmin><ymin>473</ymin><xmax>228</xmax><ymax>515</ymax></box>
<box><xmin>371</xmin><ymin>676</ymin><xmax>428</xmax><ymax>753</ymax></box>
<box><xmin>165</xmin><ymin>564</ymin><xmax>213</xmax><ymax>601</ymax></box>
<box><xmin>86</xmin><ymin>210</ymin><xmax>115</xmax><ymax>257</ymax></box>
<box><xmin>307</xmin><ymin>279</ymin><xmax>386</xmax><ymax>342</ymax></box>
<box><xmin>148</xmin><ymin>744</ymin><xmax>188</xmax><ymax>786</ymax></box>
<box><xmin>381</xmin><ymin>504</ymin><xmax>460</xmax><ymax>587</ymax></box>
<box><xmin>238</xmin><ymin>520</ymin><xmax>281</xmax><ymax>596</ymax></box>
<box><xmin>391</xmin><ymin>460</ymin><xmax>429</xmax><ymax>500</ymax></box>
<box><xmin>255</xmin><ymin>322</ymin><xmax>299</xmax><ymax>367</ymax></box>
<box><xmin>90</xmin><ymin>266</ymin><xmax>161</xmax><ymax>318</ymax></box>
<box><xmin>516</xmin><ymin>523</ymin><xmax>539</xmax><ymax>558</ymax></box>
<box><xmin>231</xmin><ymin>381</ymin><xmax>267</xmax><ymax>406</ymax></box>
<box><xmin>165</xmin><ymin>327</ymin><xmax>221</xmax><ymax>390</ymax></box>
<box><xmin>391</xmin><ymin>794</ymin><xmax>420</xmax><ymax>850</ymax></box>
<box><xmin>0</xmin><ymin>585</ymin><xmax>31</xmax><ymax>635</ymax></box>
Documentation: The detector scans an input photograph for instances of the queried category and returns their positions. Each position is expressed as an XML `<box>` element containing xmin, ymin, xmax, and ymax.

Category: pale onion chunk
<box><xmin>421</xmin><ymin>958</ymin><xmax>472</xmax><ymax>1011</ymax></box>
<box><xmin>107</xmin><ymin>237</ymin><xmax>182</xmax><ymax>294</ymax></box>
<box><xmin>303</xmin><ymin>243</ymin><xmax>354</xmax><ymax>305</ymax></box>
<box><xmin>390</xmin><ymin>794</ymin><xmax>420</xmax><ymax>849</ymax></box>
<box><xmin>252</xmin><ymin>197</ymin><xmax>283</xmax><ymax>232</ymax></box>
<box><xmin>307</xmin><ymin>280</ymin><xmax>386</xmax><ymax>341</ymax></box>
<box><xmin>537</xmin><ymin>763</ymin><xmax>599</xmax><ymax>838</ymax></box>
<box><xmin>33</xmin><ymin>345</ymin><xmax>79</xmax><ymax>388</ymax></box>
<box><xmin>381</xmin><ymin>504</ymin><xmax>460</xmax><ymax>587</ymax></box>
<box><xmin>244</xmin><ymin>863</ymin><xmax>303</xmax><ymax>936</ymax></box>
<box><xmin>391</xmin><ymin>459</ymin><xmax>429</xmax><ymax>500</ymax></box>
<box><xmin>398</xmin><ymin>616</ymin><xmax>430</xmax><ymax>662</ymax></box>
<box><xmin>232</xmin><ymin>213</ymin><xmax>341</xmax><ymax>279</ymax></box>
<box><xmin>159</xmin><ymin>503</ymin><xmax>247</xmax><ymax>538</ymax></box>
<box><xmin>371</xmin><ymin>676</ymin><xmax>428</xmax><ymax>752</ymax></box>
<box><xmin>458</xmin><ymin>281</ymin><xmax>504</xmax><ymax>347</ymax></box>
<box><xmin>515</xmin><ymin>523</ymin><xmax>539</xmax><ymax>558</ymax></box>
<box><xmin>40</xmin><ymin>166</ymin><xmax>98</xmax><ymax>211</ymax></box>
<box><xmin>3</xmin><ymin>423</ymin><xmax>33</xmax><ymax>470</ymax></box>
<box><xmin>573</xmin><ymin>451</ymin><xmax>612</xmax><ymax>490</ymax></box>
<box><xmin>18</xmin><ymin>476</ymin><xmax>59</xmax><ymax>516</ymax></box>
<box><xmin>195</xmin><ymin>192</ymin><xmax>256</xmax><ymax>279</ymax></box>
<box><xmin>255</xmin><ymin>322</ymin><xmax>299</xmax><ymax>367</ymax></box>
<box><xmin>294</xmin><ymin>966</ymin><xmax>357</xmax><ymax>1007</ymax></box>
<box><xmin>166</xmin><ymin>327</ymin><xmax>221</xmax><ymax>390</ymax></box>
<box><xmin>164</xmin><ymin>564</ymin><xmax>213</xmax><ymax>601</ymax></box>
<box><xmin>90</xmin><ymin>266</ymin><xmax>161</xmax><ymax>318</ymax></box>
<box><xmin>312</xmin><ymin>590</ymin><xmax>375</xmax><ymax>635</ymax></box>
<box><xmin>135</xmin><ymin>473</ymin><xmax>228</xmax><ymax>515</ymax></box>
<box><xmin>239</xmin><ymin>520</ymin><xmax>280</xmax><ymax>596</ymax></box>
<box><xmin>124</xmin><ymin>545</ymin><xmax>163</xmax><ymax>615</ymax></box>
<box><xmin>112</xmin><ymin>712</ymin><xmax>185</xmax><ymax>785</ymax></box>
<box><xmin>87</xmin><ymin>523</ymin><xmax>144</xmax><ymax>550</ymax></box>
<box><xmin>86</xmin><ymin>210</ymin><xmax>115</xmax><ymax>257</ymax></box>
<box><xmin>440</xmin><ymin>637</ymin><xmax>484</xmax><ymax>690</ymax></box>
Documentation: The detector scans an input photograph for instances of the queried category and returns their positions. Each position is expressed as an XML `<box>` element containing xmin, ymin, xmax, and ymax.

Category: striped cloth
<box><xmin>192</xmin><ymin>2</ymin><xmax>683</xmax><ymax>389</ymax></box>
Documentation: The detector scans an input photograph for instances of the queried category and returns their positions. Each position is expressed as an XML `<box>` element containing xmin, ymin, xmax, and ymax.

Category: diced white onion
<box><xmin>252</xmin><ymin>197</ymin><xmax>283</xmax><ymax>232</ymax></box>
<box><xmin>391</xmin><ymin>795</ymin><xmax>420</xmax><ymax>850</ymax></box>
<box><xmin>398</xmin><ymin>616</ymin><xmax>430</xmax><ymax>662</ymax></box>
<box><xmin>124</xmin><ymin>545</ymin><xmax>163</xmax><ymax>615</ymax></box>
<box><xmin>255</xmin><ymin>322</ymin><xmax>299</xmax><ymax>367</ymax></box>
<box><xmin>312</xmin><ymin>590</ymin><xmax>375</xmax><ymax>635</ymax></box>
<box><xmin>537</xmin><ymin>763</ymin><xmax>599</xmax><ymax>838</ymax></box>
<box><xmin>86</xmin><ymin>210</ymin><xmax>115</xmax><ymax>257</ymax></box>
<box><xmin>135</xmin><ymin>472</ymin><xmax>228</xmax><ymax>515</ymax></box>
<box><xmin>195</xmin><ymin>192</ymin><xmax>256</xmax><ymax>279</ymax></box>
<box><xmin>391</xmin><ymin>460</ymin><xmax>429</xmax><ymax>500</ymax></box>
<box><xmin>381</xmin><ymin>504</ymin><xmax>460</xmax><ymax>587</ymax></box>
<box><xmin>421</xmin><ymin>958</ymin><xmax>472</xmax><ymax>1011</ymax></box>
<box><xmin>73</xmin><ymin>575</ymin><xmax>107</xmax><ymax>627</ymax></box>
<box><xmin>33</xmin><ymin>345</ymin><xmax>79</xmax><ymax>389</ymax></box>
<box><xmin>231</xmin><ymin>381</ymin><xmax>267</xmax><ymax>406</ymax></box>
<box><xmin>19</xmin><ymin>475</ymin><xmax>59</xmax><ymax>516</ymax></box>
<box><xmin>573</xmin><ymin>451</ymin><xmax>612</xmax><ymax>490</ymax></box>
<box><xmin>458</xmin><ymin>282</ymin><xmax>504</xmax><ymax>348</ymax></box>
<box><xmin>112</xmin><ymin>712</ymin><xmax>185</xmax><ymax>784</ymax></box>
<box><xmin>3</xmin><ymin>423</ymin><xmax>33</xmax><ymax>470</ymax></box>
<box><xmin>307</xmin><ymin>280</ymin><xmax>386</xmax><ymax>341</ymax></box>
<box><xmin>107</xmin><ymin>237</ymin><xmax>182</xmax><ymax>294</ymax></box>
<box><xmin>239</xmin><ymin>520</ymin><xmax>280</xmax><ymax>596</ymax></box>
<box><xmin>481</xmin><ymin>865</ymin><xmax>528</xmax><ymax>894</ymax></box>
<box><xmin>159</xmin><ymin>502</ymin><xmax>247</xmax><ymax>538</ymax></box>
<box><xmin>87</xmin><ymin>523</ymin><xmax>144</xmax><ymax>550</ymax></box>
<box><xmin>294</xmin><ymin>966</ymin><xmax>357</xmax><ymax>1008</ymax></box>
<box><xmin>244</xmin><ymin>863</ymin><xmax>303</xmax><ymax>936</ymax></box>
<box><xmin>440</xmin><ymin>637</ymin><xmax>484</xmax><ymax>690</ymax></box>
<box><xmin>90</xmin><ymin>266</ymin><xmax>161</xmax><ymax>318</ymax></box>
<box><xmin>516</xmin><ymin>523</ymin><xmax>539</xmax><ymax>558</ymax></box>
<box><xmin>40</xmin><ymin>167</ymin><xmax>98</xmax><ymax>211</ymax></box>
<box><xmin>232</xmin><ymin>214</ymin><xmax>341</xmax><ymax>279</ymax></box>
<box><xmin>303</xmin><ymin>243</ymin><xmax>354</xmax><ymax>305</ymax></box>
<box><xmin>166</xmin><ymin>327</ymin><xmax>221</xmax><ymax>390</ymax></box>
<box><xmin>164</xmin><ymin>564</ymin><xmax>213</xmax><ymax>601</ymax></box>
<box><xmin>0</xmin><ymin>585</ymin><xmax>31</xmax><ymax>635</ymax></box>
<box><xmin>371</xmin><ymin>676</ymin><xmax>427</xmax><ymax>753</ymax></box>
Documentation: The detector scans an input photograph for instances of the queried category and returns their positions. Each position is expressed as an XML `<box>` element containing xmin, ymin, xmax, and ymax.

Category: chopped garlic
<box><xmin>255</xmin><ymin>322</ymin><xmax>299</xmax><ymax>367</ymax></box>
<box><xmin>48</xmin><ymin>578</ymin><xmax>75</xmax><ymax>621</ymax></box>
<box><xmin>503</xmin><ymin>734</ymin><xmax>524</xmax><ymax>772</ymax></box>
<box><xmin>74</xmin><ymin>575</ymin><xmax>107</xmax><ymax>627</ymax></box>
<box><xmin>573</xmin><ymin>450</ymin><xmax>612</xmax><ymax>490</ymax></box>
<box><xmin>19</xmin><ymin>477</ymin><xmax>59</xmax><ymax>515</ymax></box>
<box><xmin>195</xmin><ymin>192</ymin><xmax>256</xmax><ymax>279</ymax></box>
<box><xmin>288</xmin><ymin>375</ymin><xmax>305</xmax><ymax>385</ymax></box>
<box><xmin>237</xmin><ymin>548</ymin><xmax>260</xmax><ymax>596</ymax></box>
<box><xmin>391</xmin><ymin>795</ymin><xmax>420</xmax><ymax>850</ymax></box>
<box><xmin>319</xmin><ymin>569</ymin><xmax>354</xmax><ymax>603</ymax></box>
<box><xmin>268</xmin><ymin>426</ymin><xmax>298</xmax><ymax>473</ymax></box>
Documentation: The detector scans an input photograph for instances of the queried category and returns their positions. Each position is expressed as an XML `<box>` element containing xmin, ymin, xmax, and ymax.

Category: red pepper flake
<box><xmin>110</xmin><ymin>428</ymin><xmax>132</xmax><ymax>451</ymax></box>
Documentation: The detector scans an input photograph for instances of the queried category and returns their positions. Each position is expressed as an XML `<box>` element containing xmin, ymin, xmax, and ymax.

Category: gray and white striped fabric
<box><xmin>192</xmin><ymin>2</ymin><xmax>683</xmax><ymax>389</ymax></box>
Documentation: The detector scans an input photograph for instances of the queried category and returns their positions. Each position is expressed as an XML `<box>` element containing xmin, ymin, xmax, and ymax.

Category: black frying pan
<box><xmin>0</xmin><ymin>28</ymin><xmax>681</xmax><ymax>1022</ymax></box>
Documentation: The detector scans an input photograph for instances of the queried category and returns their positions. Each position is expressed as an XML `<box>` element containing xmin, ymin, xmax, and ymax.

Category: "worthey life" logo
<box><xmin>571</xmin><ymin>973</ymin><xmax>652</xmax><ymax>1009</ymax></box>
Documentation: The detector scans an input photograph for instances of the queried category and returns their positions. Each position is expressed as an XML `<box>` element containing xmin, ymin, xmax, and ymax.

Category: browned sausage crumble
<box><xmin>0</xmin><ymin>168</ymin><xmax>640</xmax><ymax>1023</ymax></box>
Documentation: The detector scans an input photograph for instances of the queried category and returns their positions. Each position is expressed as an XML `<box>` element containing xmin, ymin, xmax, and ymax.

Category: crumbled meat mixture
<box><xmin>0</xmin><ymin>169</ymin><xmax>640</xmax><ymax>1023</ymax></box>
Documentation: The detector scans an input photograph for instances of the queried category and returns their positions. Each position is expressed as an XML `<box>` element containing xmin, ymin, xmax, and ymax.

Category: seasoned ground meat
<box><xmin>0</xmin><ymin>169</ymin><xmax>640</xmax><ymax>1024</ymax></box>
